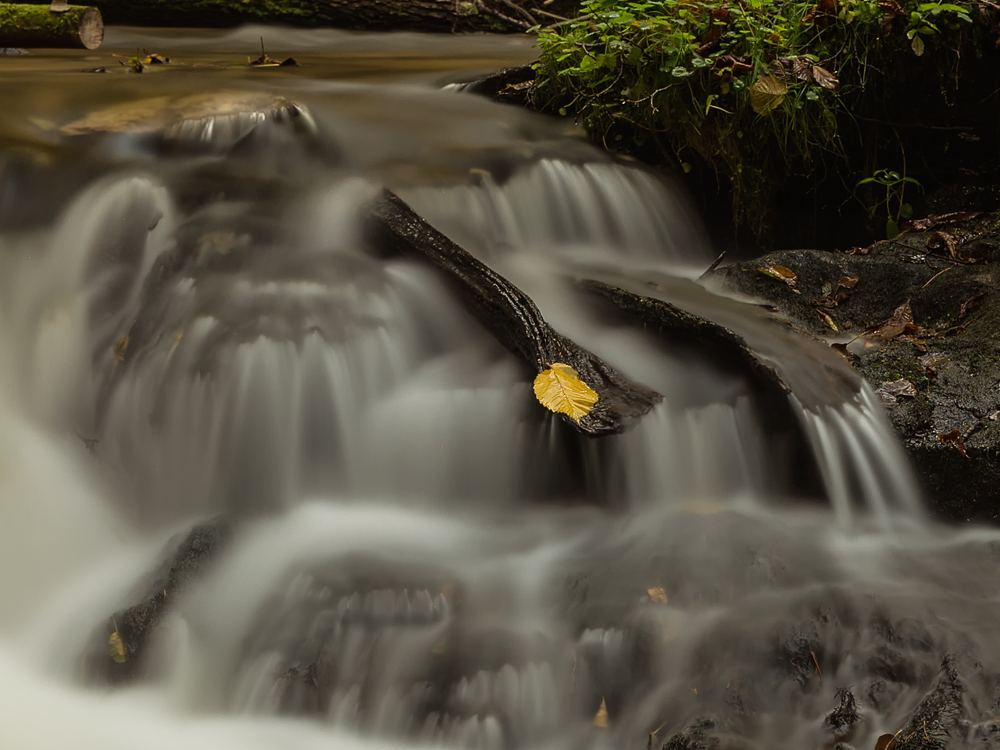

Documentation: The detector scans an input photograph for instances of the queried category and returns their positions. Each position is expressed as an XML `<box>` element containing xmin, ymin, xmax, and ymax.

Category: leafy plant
<box><xmin>856</xmin><ymin>169</ymin><xmax>923</xmax><ymax>238</ymax></box>
<box><xmin>533</xmin><ymin>0</ymin><xmax>987</xmax><ymax>235</ymax></box>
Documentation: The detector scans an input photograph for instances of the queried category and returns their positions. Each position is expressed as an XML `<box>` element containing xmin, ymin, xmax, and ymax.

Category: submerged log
<box><xmin>366</xmin><ymin>189</ymin><xmax>662</xmax><ymax>437</ymax></box>
<box><xmin>0</xmin><ymin>4</ymin><xmax>103</xmax><ymax>49</ymax></box>
<box><xmin>577</xmin><ymin>279</ymin><xmax>792</xmax><ymax>399</ymax></box>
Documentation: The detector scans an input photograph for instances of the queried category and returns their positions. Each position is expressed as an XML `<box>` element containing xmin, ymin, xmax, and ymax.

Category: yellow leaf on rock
<box><xmin>109</xmin><ymin>630</ymin><xmax>126</xmax><ymax>663</ymax></box>
<box><xmin>593</xmin><ymin>697</ymin><xmax>609</xmax><ymax>728</ymax></box>
<box><xmin>749</xmin><ymin>76</ymin><xmax>788</xmax><ymax>114</ymax></box>
<box><xmin>758</xmin><ymin>264</ymin><xmax>797</xmax><ymax>285</ymax></box>
<box><xmin>647</xmin><ymin>587</ymin><xmax>668</xmax><ymax>603</ymax></box>
<box><xmin>533</xmin><ymin>363</ymin><xmax>599</xmax><ymax>422</ymax></box>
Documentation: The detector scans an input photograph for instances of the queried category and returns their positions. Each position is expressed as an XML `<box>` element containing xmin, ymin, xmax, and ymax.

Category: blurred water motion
<box><xmin>0</xmin><ymin>26</ymin><xmax>996</xmax><ymax>750</ymax></box>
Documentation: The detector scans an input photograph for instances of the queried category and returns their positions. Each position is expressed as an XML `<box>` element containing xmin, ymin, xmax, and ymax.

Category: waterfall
<box><xmin>0</xmin><ymin>28</ymin><xmax>994</xmax><ymax>750</ymax></box>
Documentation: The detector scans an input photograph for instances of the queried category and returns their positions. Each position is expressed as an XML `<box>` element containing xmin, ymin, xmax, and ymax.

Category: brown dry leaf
<box><xmin>758</xmin><ymin>264</ymin><xmax>797</xmax><ymax>286</ymax></box>
<box><xmin>874</xmin><ymin>733</ymin><xmax>898</xmax><ymax>750</ymax></box>
<box><xmin>749</xmin><ymin>76</ymin><xmax>788</xmax><ymax>114</ymax></box>
<box><xmin>939</xmin><ymin>430</ymin><xmax>970</xmax><ymax>459</ymax></box>
<box><xmin>927</xmin><ymin>231</ymin><xmax>958</xmax><ymax>259</ymax></box>
<box><xmin>812</xmin><ymin>65</ymin><xmax>839</xmax><ymax>89</ymax></box>
<box><xmin>869</xmin><ymin>301</ymin><xmax>914</xmax><ymax>341</ymax></box>
<box><xmin>882</xmin><ymin>378</ymin><xmax>917</xmax><ymax>397</ymax></box>
<box><xmin>904</xmin><ymin>211</ymin><xmax>981</xmax><ymax>232</ymax></box>
<box><xmin>114</xmin><ymin>335</ymin><xmax>130</xmax><ymax>362</ymax></box>
<box><xmin>850</xmin><ymin>245</ymin><xmax>874</xmax><ymax>256</ymax></box>
<box><xmin>109</xmin><ymin>630</ymin><xmax>126</xmax><ymax>663</ymax></box>
<box><xmin>959</xmin><ymin>292</ymin><xmax>985</xmax><ymax>321</ymax></box>
<box><xmin>879</xmin><ymin>0</ymin><xmax>904</xmax><ymax>33</ymax></box>
<box><xmin>838</xmin><ymin>275</ymin><xmax>859</xmax><ymax>289</ymax></box>
<box><xmin>647</xmin><ymin>587</ymin><xmax>668</xmax><ymax>603</ymax></box>
<box><xmin>593</xmin><ymin>697</ymin><xmax>610</xmax><ymax>728</ymax></box>
<box><xmin>918</xmin><ymin>351</ymin><xmax>950</xmax><ymax>374</ymax></box>
<box><xmin>533</xmin><ymin>364</ymin><xmax>599</xmax><ymax>422</ymax></box>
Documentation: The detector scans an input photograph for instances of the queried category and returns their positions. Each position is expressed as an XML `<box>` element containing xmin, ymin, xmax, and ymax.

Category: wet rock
<box><xmin>90</xmin><ymin>518</ymin><xmax>231</xmax><ymax>683</ymax></box>
<box><xmin>710</xmin><ymin>212</ymin><xmax>1000</xmax><ymax>522</ymax></box>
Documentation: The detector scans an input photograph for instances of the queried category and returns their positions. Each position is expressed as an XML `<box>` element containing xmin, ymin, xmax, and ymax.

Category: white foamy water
<box><xmin>1</xmin><ymin>34</ymin><xmax>998</xmax><ymax>750</ymax></box>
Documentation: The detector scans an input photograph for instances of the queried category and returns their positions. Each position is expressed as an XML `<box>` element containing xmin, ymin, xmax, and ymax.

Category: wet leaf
<box><xmin>749</xmin><ymin>76</ymin><xmax>788</xmax><ymax>114</ymax></box>
<box><xmin>533</xmin><ymin>363</ymin><xmax>599</xmax><ymax>422</ymax></box>
<box><xmin>912</xmin><ymin>34</ymin><xmax>925</xmax><ymax>56</ymax></box>
<box><xmin>881</xmin><ymin>378</ymin><xmax>917</xmax><ymax>398</ymax></box>
<box><xmin>109</xmin><ymin>630</ymin><xmax>126</xmax><ymax>663</ymax></box>
<box><xmin>874</xmin><ymin>733</ymin><xmax>898</xmax><ymax>750</ymax></box>
<box><xmin>817</xmin><ymin>309</ymin><xmax>840</xmax><ymax>331</ymax></box>
<box><xmin>647</xmin><ymin>587</ymin><xmax>668</xmax><ymax>603</ymax></box>
<box><xmin>114</xmin><ymin>335</ymin><xmax>129</xmax><ymax>362</ymax></box>
<box><xmin>143</xmin><ymin>53</ymin><xmax>169</xmax><ymax>64</ymax></box>
<box><xmin>757</xmin><ymin>264</ymin><xmax>797</xmax><ymax>286</ymax></box>
<box><xmin>939</xmin><ymin>430</ymin><xmax>970</xmax><ymax>459</ymax></box>
<box><xmin>812</xmin><ymin>65</ymin><xmax>839</xmax><ymax>89</ymax></box>
<box><xmin>868</xmin><ymin>301</ymin><xmax>914</xmax><ymax>341</ymax></box>
<box><xmin>593</xmin><ymin>697</ymin><xmax>610</xmax><ymax>728</ymax></box>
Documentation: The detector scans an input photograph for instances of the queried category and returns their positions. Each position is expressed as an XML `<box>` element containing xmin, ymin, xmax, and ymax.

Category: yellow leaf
<box><xmin>647</xmin><ymin>587</ymin><xmax>668</xmax><ymax>603</ymax></box>
<box><xmin>533</xmin><ymin>363</ymin><xmax>599</xmax><ymax>422</ymax></box>
<box><xmin>114</xmin><ymin>335</ymin><xmax>129</xmax><ymax>362</ymax></box>
<box><xmin>593</xmin><ymin>697</ymin><xmax>609</xmax><ymax>728</ymax></box>
<box><xmin>757</xmin><ymin>264</ymin><xmax>797</xmax><ymax>286</ymax></box>
<box><xmin>749</xmin><ymin>76</ymin><xmax>788</xmax><ymax>115</ymax></box>
<box><xmin>109</xmin><ymin>630</ymin><xmax>126</xmax><ymax>663</ymax></box>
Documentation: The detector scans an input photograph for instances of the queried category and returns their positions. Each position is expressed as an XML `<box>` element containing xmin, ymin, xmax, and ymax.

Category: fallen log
<box><xmin>366</xmin><ymin>189</ymin><xmax>662</xmax><ymax>437</ymax></box>
<box><xmin>0</xmin><ymin>4</ymin><xmax>103</xmax><ymax>49</ymax></box>
<box><xmin>39</xmin><ymin>0</ymin><xmax>578</xmax><ymax>32</ymax></box>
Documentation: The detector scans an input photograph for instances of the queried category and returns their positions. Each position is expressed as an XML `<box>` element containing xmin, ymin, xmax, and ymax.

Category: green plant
<box><xmin>533</xmin><ymin>0</ymin><xmax>986</xmax><ymax>236</ymax></box>
<box><xmin>856</xmin><ymin>169</ymin><xmax>923</xmax><ymax>238</ymax></box>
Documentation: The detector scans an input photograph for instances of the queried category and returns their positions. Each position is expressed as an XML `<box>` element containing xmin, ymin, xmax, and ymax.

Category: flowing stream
<box><xmin>2</xmin><ymin>26</ymin><xmax>1000</xmax><ymax>750</ymax></box>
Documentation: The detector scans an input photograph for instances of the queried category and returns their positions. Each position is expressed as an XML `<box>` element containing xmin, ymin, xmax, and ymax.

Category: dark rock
<box><xmin>711</xmin><ymin>212</ymin><xmax>1000</xmax><ymax>522</ymax></box>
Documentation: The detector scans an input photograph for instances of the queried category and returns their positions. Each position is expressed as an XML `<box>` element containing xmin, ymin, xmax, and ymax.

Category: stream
<box><xmin>2</xmin><ymin>25</ymin><xmax>1000</xmax><ymax>750</ymax></box>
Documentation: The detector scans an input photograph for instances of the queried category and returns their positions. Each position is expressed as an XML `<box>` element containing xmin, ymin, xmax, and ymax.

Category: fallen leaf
<box><xmin>114</xmin><ymin>335</ymin><xmax>129</xmax><ymax>362</ymax></box>
<box><xmin>874</xmin><ymin>733</ymin><xmax>898</xmax><ymax>750</ymax></box>
<box><xmin>939</xmin><ymin>430</ymin><xmax>970</xmax><ymax>459</ymax></box>
<box><xmin>647</xmin><ymin>587</ymin><xmax>668</xmax><ymax>603</ymax></box>
<box><xmin>838</xmin><ymin>275</ymin><xmax>859</xmax><ymax>288</ymax></box>
<box><xmin>812</xmin><ymin>65</ymin><xmax>839</xmax><ymax>89</ymax></box>
<box><xmin>109</xmin><ymin>630</ymin><xmax>126</xmax><ymax>663</ymax></box>
<box><xmin>533</xmin><ymin>363</ymin><xmax>599</xmax><ymax>422</ymax></box>
<box><xmin>593</xmin><ymin>697</ymin><xmax>610</xmax><ymax>728</ymax></box>
<box><xmin>904</xmin><ymin>211</ymin><xmax>981</xmax><ymax>232</ymax></box>
<box><xmin>850</xmin><ymin>245</ymin><xmax>874</xmax><ymax>256</ymax></box>
<box><xmin>749</xmin><ymin>76</ymin><xmax>788</xmax><ymax>114</ymax></box>
<box><xmin>817</xmin><ymin>309</ymin><xmax>840</xmax><ymax>331</ymax></box>
<box><xmin>959</xmin><ymin>292</ymin><xmax>985</xmax><ymax>320</ymax></box>
<box><xmin>758</xmin><ymin>264</ymin><xmax>797</xmax><ymax>286</ymax></box>
<box><xmin>868</xmin><ymin>301</ymin><xmax>914</xmax><ymax>341</ymax></box>
<box><xmin>927</xmin><ymin>231</ymin><xmax>958</xmax><ymax>259</ymax></box>
<box><xmin>918</xmin><ymin>351</ymin><xmax>949</xmax><ymax>374</ymax></box>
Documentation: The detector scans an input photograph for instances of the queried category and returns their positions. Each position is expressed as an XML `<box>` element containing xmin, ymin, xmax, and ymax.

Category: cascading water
<box><xmin>3</xmin><ymin>25</ymin><xmax>1000</xmax><ymax>750</ymax></box>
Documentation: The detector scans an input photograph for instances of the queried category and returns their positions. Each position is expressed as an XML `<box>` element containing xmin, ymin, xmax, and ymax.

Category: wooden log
<box><xmin>0</xmin><ymin>4</ymin><xmax>103</xmax><ymax>49</ymax></box>
<box><xmin>366</xmin><ymin>189</ymin><xmax>662</xmax><ymax>437</ymax></box>
<box><xmin>41</xmin><ymin>0</ymin><xmax>580</xmax><ymax>31</ymax></box>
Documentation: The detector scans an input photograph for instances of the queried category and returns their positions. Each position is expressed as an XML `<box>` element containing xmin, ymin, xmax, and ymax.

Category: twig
<box><xmin>534</xmin><ymin>7</ymin><xmax>571</xmax><ymax>21</ymax></box>
<box><xmin>810</xmin><ymin>651</ymin><xmax>824</xmax><ymax>684</ymax></box>
<box><xmin>921</xmin><ymin>266</ymin><xmax>952</xmax><ymax>288</ymax></box>
<box><xmin>699</xmin><ymin>250</ymin><xmax>727</xmax><ymax>279</ymax></box>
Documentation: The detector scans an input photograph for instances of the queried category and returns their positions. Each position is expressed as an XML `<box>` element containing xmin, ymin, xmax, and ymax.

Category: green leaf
<box><xmin>886</xmin><ymin>219</ymin><xmax>900</xmax><ymax>238</ymax></box>
<box><xmin>911</xmin><ymin>35</ymin><xmax>925</xmax><ymax>56</ymax></box>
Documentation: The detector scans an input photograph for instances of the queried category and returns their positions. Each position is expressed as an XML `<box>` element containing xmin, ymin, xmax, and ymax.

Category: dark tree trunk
<box><xmin>0</xmin><ymin>4</ymin><xmax>103</xmax><ymax>49</ymax></box>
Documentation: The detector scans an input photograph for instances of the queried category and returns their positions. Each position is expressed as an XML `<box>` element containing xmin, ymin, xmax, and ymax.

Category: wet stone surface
<box><xmin>711</xmin><ymin>212</ymin><xmax>1000</xmax><ymax>522</ymax></box>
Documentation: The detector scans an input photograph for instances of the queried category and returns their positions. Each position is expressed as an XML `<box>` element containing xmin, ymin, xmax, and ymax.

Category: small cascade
<box><xmin>2</xmin><ymin>31</ymin><xmax>994</xmax><ymax>750</ymax></box>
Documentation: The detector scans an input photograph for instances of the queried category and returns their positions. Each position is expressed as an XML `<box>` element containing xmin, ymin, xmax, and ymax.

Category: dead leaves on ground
<box><xmin>533</xmin><ymin>363</ymin><xmax>599</xmax><ymax>422</ymax></box>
